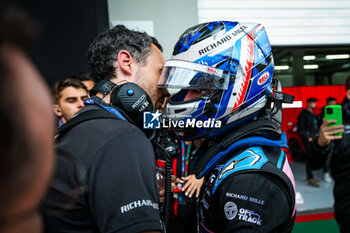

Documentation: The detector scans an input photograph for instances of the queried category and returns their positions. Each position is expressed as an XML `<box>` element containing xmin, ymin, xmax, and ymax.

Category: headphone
<box><xmin>90</xmin><ymin>80</ymin><xmax>154</xmax><ymax>126</ymax></box>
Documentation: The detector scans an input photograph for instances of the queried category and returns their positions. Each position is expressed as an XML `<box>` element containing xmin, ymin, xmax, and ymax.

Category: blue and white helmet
<box><xmin>158</xmin><ymin>21</ymin><xmax>274</xmax><ymax>140</ymax></box>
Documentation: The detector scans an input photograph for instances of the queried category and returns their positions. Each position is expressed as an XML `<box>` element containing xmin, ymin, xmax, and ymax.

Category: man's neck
<box><xmin>96</xmin><ymin>92</ymin><xmax>111</xmax><ymax>104</ymax></box>
<box><xmin>60</xmin><ymin>117</ymin><xmax>67</xmax><ymax>124</ymax></box>
<box><xmin>307</xmin><ymin>107</ymin><xmax>313</xmax><ymax>113</ymax></box>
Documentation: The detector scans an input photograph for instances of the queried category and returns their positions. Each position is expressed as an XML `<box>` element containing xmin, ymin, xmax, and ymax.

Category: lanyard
<box><xmin>180</xmin><ymin>140</ymin><xmax>192</xmax><ymax>177</ymax></box>
<box><xmin>84</xmin><ymin>98</ymin><xmax>128</xmax><ymax>122</ymax></box>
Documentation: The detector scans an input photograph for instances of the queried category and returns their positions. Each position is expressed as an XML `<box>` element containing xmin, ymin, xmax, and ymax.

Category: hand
<box><xmin>171</xmin><ymin>177</ymin><xmax>183</xmax><ymax>191</ymax></box>
<box><xmin>317</xmin><ymin>118</ymin><xmax>344</xmax><ymax>147</ymax></box>
<box><xmin>158</xmin><ymin>189</ymin><xmax>165</xmax><ymax>203</ymax></box>
<box><xmin>159</xmin><ymin>175</ymin><xmax>177</xmax><ymax>203</ymax></box>
<box><xmin>181</xmin><ymin>175</ymin><xmax>204</xmax><ymax>198</ymax></box>
<box><xmin>308</xmin><ymin>137</ymin><xmax>313</xmax><ymax>142</ymax></box>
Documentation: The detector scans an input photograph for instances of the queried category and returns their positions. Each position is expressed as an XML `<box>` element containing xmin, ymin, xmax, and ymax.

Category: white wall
<box><xmin>108</xmin><ymin>0</ymin><xmax>198</xmax><ymax>59</ymax></box>
<box><xmin>198</xmin><ymin>0</ymin><xmax>350</xmax><ymax>46</ymax></box>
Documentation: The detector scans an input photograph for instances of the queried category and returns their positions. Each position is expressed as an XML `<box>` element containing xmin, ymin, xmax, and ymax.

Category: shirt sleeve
<box><xmin>88</xmin><ymin>130</ymin><xmax>162</xmax><ymax>233</ymax></box>
<box><xmin>307</xmin><ymin>139</ymin><xmax>332</xmax><ymax>170</ymax></box>
<box><xmin>297</xmin><ymin>111</ymin><xmax>309</xmax><ymax>139</ymax></box>
<box><xmin>212</xmin><ymin>172</ymin><xmax>291</xmax><ymax>233</ymax></box>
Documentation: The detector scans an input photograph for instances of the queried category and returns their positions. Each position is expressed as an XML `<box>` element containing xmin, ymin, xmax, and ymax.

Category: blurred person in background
<box><xmin>327</xmin><ymin>97</ymin><xmax>337</xmax><ymax>106</ymax></box>
<box><xmin>317</xmin><ymin>97</ymin><xmax>337</xmax><ymax>127</ymax></box>
<box><xmin>52</xmin><ymin>78</ymin><xmax>88</xmax><ymax>126</ymax></box>
<box><xmin>297</xmin><ymin>97</ymin><xmax>320</xmax><ymax>187</ymax></box>
<box><xmin>71</xmin><ymin>72</ymin><xmax>95</xmax><ymax>94</ymax></box>
<box><xmin>0</xmin><ymin>4</ymin><xmax>55</xmax><ymax>233</ymax></box>
<box><xmin>310</xmin><ymin>76</ymin><xmax>350</xmax><ymax>233</ymax></box>
<box><xmin>341</xmin><ymin>75</ymin><xmax>350</xmax><ymax>110</ymax></box>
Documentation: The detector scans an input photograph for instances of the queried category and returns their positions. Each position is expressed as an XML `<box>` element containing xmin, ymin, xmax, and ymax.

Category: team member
<box><xmin>159</xmin><ymin>21</ymin><xmax>296</xmax><ymax>232</ymax></box>
<box><xmin>52</xmin><ymin>78</ymin><xmax>88</xmax><ymax>125</ymax></box>
<box><xmin>42</xmin><ymin>25</ymin><xmax>165</xmax><ymax>233</ymax></box>
<box><xmin>297</xmin><ymin>97</ymin><xmax>320</xmax><ymax>186</ymax></box>
<box><xmin>310</xmin><ymin>76</ymin><xmax>350</xmax><ymax>233</ymax></box>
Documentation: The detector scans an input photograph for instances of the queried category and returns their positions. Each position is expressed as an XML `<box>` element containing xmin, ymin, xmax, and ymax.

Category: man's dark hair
<box><xmin>71</xmin><ymin>72</ymin><xmax>93</xmax><ymax>82</ymax></box>
<box><xmin>87</xmin><ymin>25</ymin><xmax>162</xmax><ymax>82</ymax></box>
<box><xmin>346</xmin><ymin>75</ymin><xmax>350</xmax><ymax>91</ymax></box>
<box><xmin>307</xmin><ymin>97</ymin><xmax>318</xmax><ymax>103</ymax></box>
<box><xmin>326</xmin><ymin>97</ymin><xmax>336</xmax><ymax>104</ymax></box>
<box><xmin>52</xmin><ymin>78</ymin><xmax>88</xmax><ymax>104</ymax></box>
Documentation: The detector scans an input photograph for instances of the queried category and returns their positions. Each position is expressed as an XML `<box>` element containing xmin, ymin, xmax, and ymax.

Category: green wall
<box><xmin>292</xmin><ymin>219</ymin><xmax>340</xmax><ymax>233</ymax></box>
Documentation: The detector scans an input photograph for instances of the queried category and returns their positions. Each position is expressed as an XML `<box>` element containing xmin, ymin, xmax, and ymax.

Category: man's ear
<box><xmin>116</xmin><ymin>50</ymin><xmax>136</xmax><ymax>76</ymax></box>
<box><xmin>52</xmin><ymin>104</ymin><xmax>62</xmax><ymax>117</ymax></box>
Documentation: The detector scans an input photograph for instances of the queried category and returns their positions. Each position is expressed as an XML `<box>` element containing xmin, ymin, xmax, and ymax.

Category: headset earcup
<box><xmin>110</xmin><ymin>83</ymin><xmax>154</xmax><ymax>126</ymax></box>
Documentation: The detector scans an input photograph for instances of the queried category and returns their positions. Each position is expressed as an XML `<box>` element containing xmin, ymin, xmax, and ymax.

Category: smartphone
<box><xmin>324</xmin><ymin>105</ymin><xmax>343</xmax><ymax>136</ymax></box>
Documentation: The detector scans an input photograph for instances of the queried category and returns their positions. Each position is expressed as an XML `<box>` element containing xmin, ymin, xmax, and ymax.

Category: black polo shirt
<box><xmin>42</xmin><ymin>104</ymin><xmax>162</xmax><ymax>233</ymax></box>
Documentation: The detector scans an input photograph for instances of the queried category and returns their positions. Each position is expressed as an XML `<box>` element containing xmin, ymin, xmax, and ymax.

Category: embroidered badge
<box><xmin>224</xmin><ymin>201</ymin><xmax>238</xmax><ymax>220</ymax></box>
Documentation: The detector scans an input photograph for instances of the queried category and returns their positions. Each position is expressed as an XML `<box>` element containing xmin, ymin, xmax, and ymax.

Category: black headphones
<box><xmin>90</xmin><ymin>80</ymin><xmax>154</xmax><ymax>127</ymax></box>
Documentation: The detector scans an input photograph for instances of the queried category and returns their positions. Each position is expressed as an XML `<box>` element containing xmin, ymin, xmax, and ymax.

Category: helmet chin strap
<box><xmin>89</xmin><ymin>80</ymin><xmax>116</xmax><ymax>98</ymax></box>
<box><xmin>263</xmin><ymin>79</ymin><xmax>294</xmax><ymax>127</ymax></box>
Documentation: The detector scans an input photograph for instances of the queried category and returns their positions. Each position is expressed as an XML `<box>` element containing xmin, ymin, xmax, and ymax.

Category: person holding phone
<box><xmin>309</xmin><ymin>76</ymin><xmax>350</xmax><ymax>233</ymax></box>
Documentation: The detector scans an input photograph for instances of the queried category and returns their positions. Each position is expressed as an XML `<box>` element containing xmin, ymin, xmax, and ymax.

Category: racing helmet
<box><xmin>158</xmin><ymin>21</ymin><xmax>275</xmax><ymax>140</ymax></box>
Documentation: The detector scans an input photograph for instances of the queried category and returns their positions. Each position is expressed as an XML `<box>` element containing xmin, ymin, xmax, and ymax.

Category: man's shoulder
<box><xmin>219</xmin><ymin>171</ymin><xmax>281</xmax><ymax>189</ymax></box>
<box><xmin>56</xmin><ymin>106</ymin><xmax>151</xmax><ymax>164</ymax></box>
<box><xmin>63</xmin><ymin>104</ymin><xmax>146</xmax><ymax>140</ymax></box>
<box><xmin>61</xmin><ymin>115</ymin><xmax>142</xmax><ymax>141</ymax></box>
<box><xmin>298</xmin><ymin>109</ymin><xmax>309</xmax><ymax>116</ymax></box>
<box><xmin>297</xmin><ymin>109</ymin><xmax>305</xmax><ymax>119</ymax></box>
<box><xmin>217</xmin><ymin>171</ymin><xmax>293</xmax><ymax>207</ymax></box>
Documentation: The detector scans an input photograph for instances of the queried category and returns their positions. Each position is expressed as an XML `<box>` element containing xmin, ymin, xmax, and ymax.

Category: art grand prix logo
<box><xmin>143</xmin><ymin>111</ymin><xmax>162</xmax><ymax>129</ymax></box>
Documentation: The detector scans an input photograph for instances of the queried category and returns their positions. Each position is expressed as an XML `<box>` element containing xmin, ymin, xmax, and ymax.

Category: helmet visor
<box><xmin>158</xmin><ymin>60</ymin><xmax>230</xmax><ymax>90</ymax></box>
